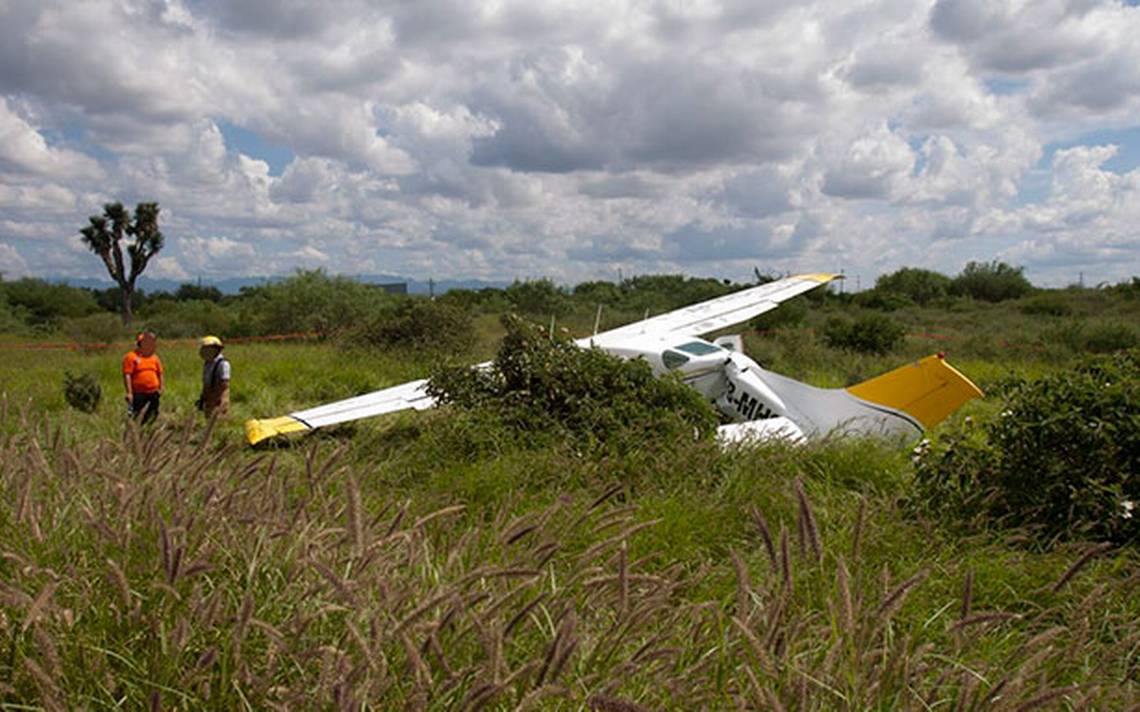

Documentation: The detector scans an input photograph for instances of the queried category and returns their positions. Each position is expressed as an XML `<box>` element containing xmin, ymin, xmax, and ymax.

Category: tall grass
<box><xmin>1</xmin><ymin>408</ymin><xmax>1137</xmax><ymax>708</ymax></box>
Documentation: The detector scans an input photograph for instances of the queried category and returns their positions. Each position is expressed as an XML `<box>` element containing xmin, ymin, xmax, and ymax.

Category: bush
<box><xmin>0</xmin><ymin>278</ymin><xmax>102</xmax><ymax>327</ymax></box>
<box><xmin>1018</xmin><ymin>293</ymin><xmax>1072</xmax><ymax>316</ymax></box>
<box><xmin>426</xmin><ymin>314</ymin><xmax>718</xmax><ymax>452</ymax></box>
<box><xmin>751</xmin><ymin>299</ymin><xmax>807</xmax><ymax>332</ymax></box>
<box><xmin>822</xmin><ymin>313</ymin><xmax>906</xmax><ymax>354</ymax></box>
<box><xmin>913</xmin><ymin>349</ymin><xmax>1140</xmax><ymax>544</ymax></box>
<box><xmin>345</xmin><ymin>298</ymin><xmax>475</xmax><ymax>353</ymax></box>
<box><xmin>229</xmin><ymin>269</ymin><xmax>393</xmax><ymax>337</ymax></box>
<box><xmin>854</xmin><ymin>290</ymin><xmax>914</xmax><ymax>312</ymax></box>
<box><xmin>63</xmin><ymin>372</ymin><xmax>102</xmax><ymax>413</ymax></box>
<box><xmin>1083</xmin><ymin>323</ymin><xmax>1139</xmax><ymax>353</ymax></box>
<box><xmin>951</xmin><ymin>261</ymin><xmax>1033</xmax><ymax>302</ymax></box>
<box><xmin>873</xmin><ymin>267</ymin><xmax>952</xmax><ymax>305</ymax></box>
<box><xmin>60</xmin><ymin>313</ymin><xmax>126</xmax><ymax>351</ymax></box>
<box><xmin>136</xmin><ymin>299</ymin><xmax>232</xmax><ymax>338</ymax></box>
<box><xmin>504</xmin><ymin>279</ymin><xmax>572</xmax><ymax>316</ymax></box>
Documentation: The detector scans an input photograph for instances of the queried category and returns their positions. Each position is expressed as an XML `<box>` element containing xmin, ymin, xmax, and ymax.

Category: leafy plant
<box><xmin>873</xmin><ymin>266</ymin><xmax>952</xmax><ymax>305</ymax></box>
<box><xmin>346</xmin><ymin>297</ymin><xmax>475</xmax><ymax>353</ymax></box>
<box><xmin>951</xmin><ymin>261</ymin><xmax>1033</xmax><ymax>302</ymax></box>
<box><xmin>822</xmin><ymin>313</ymin><xmax>906</xmax><ymax>354</ymax></box>
<box><xmin>751</xmin><ymin>298</ymin><xmax>807</xmax><ymax>331</ymax></box>
<box><xmin>913</xmin><ymin>349</ymin><xmax>1140</xmax><ymax>544</ymax></box>
<box><xmin>504</xmin><ymin>278</ymin><xmax>572</xmax><ymax>316</ymax></box>
<box><xmin>62</xmin><ymin>371</ymin><xmax>102</xmax><ymax>413</ymax></box>
<box><xmin>1019</xmin><ymin>293</ymin><xmax>1072</xmax><ymax>316</ymax></box>
<box><xmin>427</xmin><ymin>314</ymin><xmax>718</xmax><ymax>452</ymax></box>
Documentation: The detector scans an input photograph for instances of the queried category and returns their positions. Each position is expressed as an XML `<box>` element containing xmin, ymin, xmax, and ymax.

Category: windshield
<box><xmin>675</xmin><ymin>341</ymin><xmax>722</xmax><ymax>356</ymax></box>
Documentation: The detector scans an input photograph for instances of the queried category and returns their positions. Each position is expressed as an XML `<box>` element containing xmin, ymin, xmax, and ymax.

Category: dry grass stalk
<box><xmin>730</xmin><ymin>548</ymin><xmax>752</xmax><ymax>619</ymax></box>
<box><xmin>836</xmin><ymin>556</ymin><xmax>855</xmax><ymax>638</ymax></box>
<box><xmin>1051</xmin><ymin>543</ymin><xmax>1114</xmax><ymax>592</ymax></box>
<box><xmin>21</xmin><ymin>581</ymin><xmax>57</xmax><ymax>633</ymax></box>
<box><xmin>1011</xmin><ymin>685</ymin><xmax>1079</xmax><ymax>712</ymax></box>
<box><xmin>346</xmin><ymin>474</ymin><xmax>365</xmax><ymax>558</ymax></box>
<box><xmin>877</xmin><ymin>570</ymin><xmax>928</xmax><ymax>621</ymax></box>
<box><xmin>586</xmin><ymin>693</ymin><xmax>653</xmax><ymax>711</ymax></box>
<box><xmin>794</xmin><ymin>479</ymin><xmax>822</xmax><ymax>563</ymax></box>
<box><xmin>947</xmin><ymin>611</ymin><xmax>1020</xmax><ymax>632</ymax></box>
<box><xmin>22</xmin><ymin>657</ymin><xmax>63</xmax><ymax>712</ymax></box>
<box><xmin>960</xmin><ymin>569</ymin><xmax>974</xmax><ymax>621</ymax></box>
<box><xmin>748</xmin><ymin>505</ymin><xmax>778</xmax><ymax>574</ymax></box>
<box><xmin>779</xmin><ymin>527</ymin><xmax>793</xmax><ymax>596</ymax></box>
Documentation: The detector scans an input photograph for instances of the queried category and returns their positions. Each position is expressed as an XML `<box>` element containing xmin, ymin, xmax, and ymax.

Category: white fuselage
<box><xmin>596</xmin><ymin>336</ymin><xmax>787</xmax><ymax>424</ymax></box>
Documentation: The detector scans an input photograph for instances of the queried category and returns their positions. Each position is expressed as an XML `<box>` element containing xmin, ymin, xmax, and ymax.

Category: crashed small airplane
<box><xmin>245</xmin><ymin>273</ymin><xmax>983</xmax><ymax>446</ymax></box>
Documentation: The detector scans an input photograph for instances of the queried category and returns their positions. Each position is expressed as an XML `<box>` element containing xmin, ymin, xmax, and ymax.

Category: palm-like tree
<box><xmin>79</xmin><ymin>202</ymin><xmax>165</xmax><ymax>324</ymax></box>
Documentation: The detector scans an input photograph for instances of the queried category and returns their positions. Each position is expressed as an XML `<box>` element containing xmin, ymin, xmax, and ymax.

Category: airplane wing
<box><xmin>584</xmin><ymin>273</ymin><xmax>839</xmax><ymax>348</ymax></box>
<box><xmin>245</xmin><ymin>377</ymin><xmax>438</xmax><ymax>445</ymax></box>
<box><xmin>245</xmin><ymin>273</ymin><xmax>839</xmax><ymax>445</ymax></box>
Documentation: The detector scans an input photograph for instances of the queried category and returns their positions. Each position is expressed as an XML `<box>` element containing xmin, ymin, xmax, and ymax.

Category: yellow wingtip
<box><xmin>795</xmin><ymin>272</ymin><xmax>843</xmax><ymax>283</ymax></box>
<box><xmin>847</xmin><ymin>354</ymin><xmax>984</xmax><ymax>429</ymax></box>
<box><xmin>244</xmin><ymin>416</ymin><xmax>311</xmax><ymax>446</ymax></box>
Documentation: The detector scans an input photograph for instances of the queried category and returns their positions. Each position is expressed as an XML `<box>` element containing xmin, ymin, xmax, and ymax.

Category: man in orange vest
<box><xmin>122</xmin><ymin>331</ymin><xmax>164</xmax><ymax>424</ymax></box>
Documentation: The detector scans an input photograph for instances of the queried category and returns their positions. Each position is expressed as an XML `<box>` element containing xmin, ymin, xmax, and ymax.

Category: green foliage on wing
<box><xmin>426</xmin><ymin>314</ymin><xmax>718</xmax><ymax>451</ymax></box>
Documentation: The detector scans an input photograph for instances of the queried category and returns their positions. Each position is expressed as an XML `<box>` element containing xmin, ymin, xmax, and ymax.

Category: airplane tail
<box><xmin>845</xmin><ymin>353</ymin><xmax>984</xmax><ymax>430</ymax></box>
<box><xmin>743</xmin><ymin>353</ymin><xmax>983</xmax><ymax>440</ymax></box>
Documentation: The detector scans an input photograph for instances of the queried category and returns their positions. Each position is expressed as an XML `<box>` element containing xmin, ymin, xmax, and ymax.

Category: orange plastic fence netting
<box><xmin>0</xmin><ymin>332</ymin><xmax>316</xmax><ymax>351</ymax></box>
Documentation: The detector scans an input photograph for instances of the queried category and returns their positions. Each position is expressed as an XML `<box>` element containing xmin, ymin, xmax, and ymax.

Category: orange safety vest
<box><xmin>123</xmin><ymin>351</ymin><xmax>163</xmax><ymax>393</ymax></box>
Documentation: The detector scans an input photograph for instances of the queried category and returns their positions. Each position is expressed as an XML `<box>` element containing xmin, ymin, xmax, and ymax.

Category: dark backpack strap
<box><xmin>210</xmin><ymin>357</ymin><xmax>229</xmax><ymax>387</ymax></box>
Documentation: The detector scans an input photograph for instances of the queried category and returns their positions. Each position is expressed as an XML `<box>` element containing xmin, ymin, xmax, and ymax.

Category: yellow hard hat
<box><xmin>200</xmin><ymin>335</ymin><xmax>223</xmax><ymax>348</ymax></box>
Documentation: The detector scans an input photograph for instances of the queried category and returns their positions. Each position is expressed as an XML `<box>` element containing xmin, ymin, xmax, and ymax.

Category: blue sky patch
<box><xmin>41</xmin><ymin>123</ymin><xmax>118</xmax><ymax>163</ymax></box>
<box><xmin>984</xmin><ymin>77</ymin><xmax>1030</xmax><ymax>96</ymax></box>
<box><xmin>217</xmin><ymin>120</ymin><xmax>294</xmax><ymax>176</ymax></box>
<box><xmin>1044</xmin><ymin>126</ymin><xmax>1140</xmax><ymax>174</ymax></box>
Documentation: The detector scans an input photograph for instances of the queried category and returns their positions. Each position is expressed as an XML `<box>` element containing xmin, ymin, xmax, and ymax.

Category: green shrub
<box><xmin>751</xmin><ymin>298</ymin><xmax>807</xmax><ymax>331</ymax></box>
<box><xmin>1018</xmin><ymin>293</ymin><xmax>1072</xmax><ymax>316</ymax></box>
<box><xmin>345</xmin><ymin>298</ymin><xmax>475</xmax><ymax>353</ymax></box>
<box><xmin>229</xmin><ymin>269</ymin><xmax>393</xmax><ymax>337</ymax></box>
<box><xmin>951</xmin><ymin>261</ymin><xmax>1033</xmax><ymax>302</ymax></box>
<box><xmin>1044</xmin><ymin>320</ymin><xmax>1139</xmax><ymax>355</ymax></box>
<box><xmin>822</xmin><ymin>313</ymin><xmax>906</xmax><ymax>354</ymax></box>
<box><xmin>63</xmin><ymin>371</ymin><xmax>102</xmax><ymax>413</ymax></box>
<box><xmin>0</xmin><ymin>278</ymin><xmax>102</xmax><ymax>326</ymax></box>
<box><xmin>873</xmin><ymin>267</ymin><xmax>952</xmax><ymax>305</ymax></box>
<box><xmin>60</xmin><ymin>313</ymin><xmax>126</xmax><ymax>352</ymax></box>
<box><xmin>854</xmin><ymin>290</ymin><xmax>914</xmax><ymax>312</ymax></box>
<box><xmin>135</xmin><ymin>299</ymin><xmax>232</xmax><ymax>338</ymax></box>
<box><xmin>1084</xmin><ymin>323</ymin><xmax>1139</xmax><ymax>353</ymax></box>
<box><xmin>504</xmin><ymin>278</ymin><xmax>572</xmax><ymax>316</ymax></box>
<box><xmin>426</xmin><ymin>314</ymin><xmax>718</xmax><ymax>452</ymax></box>
<box><xmin>913</xmin><ymin>349</ymin><xmax>1140</xmax><ymax>544</ymax></box>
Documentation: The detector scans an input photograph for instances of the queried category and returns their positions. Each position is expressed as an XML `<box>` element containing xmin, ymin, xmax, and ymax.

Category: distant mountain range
<box><xmin>51</xmin><ymin>274</ymin><xmax>511</xmax><ymax>296</ymax></box>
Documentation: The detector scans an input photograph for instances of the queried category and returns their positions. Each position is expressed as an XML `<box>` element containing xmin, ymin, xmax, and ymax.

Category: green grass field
<box><xmin>1</xmin><ymin>292</ymin><xmax>1138</xmax><ymax>709</ymax></box>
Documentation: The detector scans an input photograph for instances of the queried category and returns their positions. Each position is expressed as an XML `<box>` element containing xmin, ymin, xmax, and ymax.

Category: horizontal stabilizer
<box><xmin>846</xmin><ymin>354</ymin><xmax>983</xmax><ymax>429</ymax></box>
<box><xmin>717</xmin><ymin>417</ymin><xmax>806</xmax><ymax>445</ymax></box>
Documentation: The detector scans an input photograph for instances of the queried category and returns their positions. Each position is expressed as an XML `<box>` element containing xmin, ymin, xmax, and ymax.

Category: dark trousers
<box><xmin>130</xmin><ymin>392</ymin><xmax>161</xmax><ymax>424</ymax></box>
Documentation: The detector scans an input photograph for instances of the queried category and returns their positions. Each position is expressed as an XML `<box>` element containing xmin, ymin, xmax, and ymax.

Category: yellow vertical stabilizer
<box><xmin>846</xmin><ymin>354</ymin><xmax>983</xmax><ymax>429</ymax></box>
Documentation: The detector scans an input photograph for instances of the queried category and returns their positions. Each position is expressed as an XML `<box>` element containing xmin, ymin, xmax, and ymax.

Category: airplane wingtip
<box><xmin>796</xmin><ymin>272</ymin><xmax>843</xmax><ymax>283</ymax></box>
<box><xmin>244</xmin><ymin>416</ymin><xmax>311</xmax><ymax>446</ymax></box>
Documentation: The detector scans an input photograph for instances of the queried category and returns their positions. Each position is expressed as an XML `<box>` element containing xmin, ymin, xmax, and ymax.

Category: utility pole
<box><xmin>428</xmin><ymin>277</ymin><xmax>435</xmax><ymax>299</ymax></box>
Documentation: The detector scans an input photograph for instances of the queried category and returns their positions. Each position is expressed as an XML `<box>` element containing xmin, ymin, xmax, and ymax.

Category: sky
<box><xmin>1</xmin><ymin>0</ymin><xmax>1139</xmax><ymax>289</ymax></box>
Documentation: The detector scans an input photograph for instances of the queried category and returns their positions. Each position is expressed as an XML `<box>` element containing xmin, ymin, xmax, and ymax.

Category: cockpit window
<box><xmin>676</xmin><ymin>341</ymin><xmax>722</xmax><ymax>356</ymax></box>
<box><xmin>662</xmin><ymin>350</ymin><xmax>690</xmax><ymax>369</ymax></box>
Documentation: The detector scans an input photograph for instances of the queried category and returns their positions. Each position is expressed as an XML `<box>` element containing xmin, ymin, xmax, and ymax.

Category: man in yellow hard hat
<box><xmin>196</xmin><ymin>335</ymin><xmax>230</xmax><ymax>418</ymax></box>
